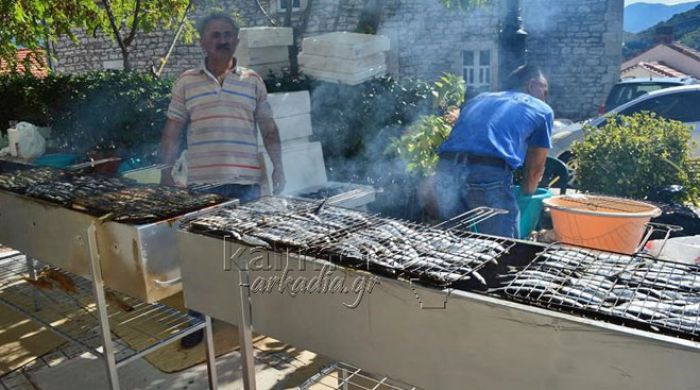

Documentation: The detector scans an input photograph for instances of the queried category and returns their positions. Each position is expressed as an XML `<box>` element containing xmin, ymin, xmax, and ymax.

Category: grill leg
<box><xmin>237</xmin><ymin>259</ymin><xmax>256</xmax><ymax>390</ymax></box>
<box><xmin>87</xmin><ymin>223</ymin><xmax>120</xmax><ymax>390</ymax></box>
<box><xmin>25</xmin><ymin>256</ymin><xmax>40</xmax><ymax>311</ymax></box>
<box><xmin>204</xmin><ymin>315</ymin><xmax>218</xmax><ymax>389</ymax></box>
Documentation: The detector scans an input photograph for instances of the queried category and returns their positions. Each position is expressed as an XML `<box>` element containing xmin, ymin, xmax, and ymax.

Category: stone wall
<box><xmin>377</xmin><ymin>0</ymin><xmax>503</xmax><ymax>82</ymax></box>
<box><xmin>53</xmin><ymin>0</ymin><xmax>364</xmax><ymax>77</ymax></box>
<box><xmin>523</xmin><ymin>0</ymin><xmax>624</xmax><ymax>119</ymax></box>
<box><xmin>52</xmin><ymin>0</ymin><xmax>623</xmax><ymax>119</ymax></box>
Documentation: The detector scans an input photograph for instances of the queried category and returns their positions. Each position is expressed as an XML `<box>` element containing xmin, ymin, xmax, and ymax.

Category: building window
<box><xmin>278</xmin><ymin>0</ymin><xmax>301</xmax><ymax>11</ymax></box>
<box><xmin>463</xmin><ymin>49</ymin><xmax>492</xmax><ymax>94</ymax></box>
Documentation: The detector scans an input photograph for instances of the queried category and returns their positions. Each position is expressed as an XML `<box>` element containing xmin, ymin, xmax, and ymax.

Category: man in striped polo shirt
<box><xmin>160</xmin><ymin>11</ymin><xmax>285</xmax><ymax>348</ymax></box>
<box><xmin>160</xmin><ymin>11</ymin><xmax>285</xmax><ymax>200</ymax></box>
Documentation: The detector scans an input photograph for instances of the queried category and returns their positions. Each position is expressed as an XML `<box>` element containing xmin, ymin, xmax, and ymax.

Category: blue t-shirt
<box><xmin>438</xmin><ymin>90</ymin><xmax>554</xmax><ymax>169</ymax></box>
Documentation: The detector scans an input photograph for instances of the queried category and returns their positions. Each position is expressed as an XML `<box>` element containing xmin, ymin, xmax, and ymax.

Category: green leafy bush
<box><xmin>0</xmin><ymin>71</ymin><xmax>174</xmax><ymax>164</ymax></box>
<box><xmin>387</xmin><ymin>73</ymin><xmax>465</xmax><ymax>176</ymax></box>
<box><xmin>572</xmin><ymin>112</ymin><xmax>700</xmax><ymax>202</ymax></box>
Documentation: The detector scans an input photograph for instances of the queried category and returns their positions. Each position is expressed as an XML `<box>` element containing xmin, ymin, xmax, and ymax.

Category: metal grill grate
<box><xmin>0</xmin><ymin>251</ymin><xmax>206</xmax><ymax>367</ymax></box>
<box><xmin>184</xmin><ymin>197</ymin><xmax>514</xmax><ymax>287</ymax></box>
<box><xmin>300</xmin><ymin>362</ymin><xmax>421</xmax><ymax>390</ymax></box>
<box><xmin>499</xmin><ymin>245</ymin><xmax>700</xmax><ymax>339</ymax></box>
<box><xmin>0</xmin><ymin>166</ymin><xmax>224</xmax><ymax>224</ymax></box>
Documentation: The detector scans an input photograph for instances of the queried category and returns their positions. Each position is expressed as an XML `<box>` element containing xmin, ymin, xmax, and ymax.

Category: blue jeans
<box><xmin>204</xmin><ymin>184</ymin><xmax>261</xmax><ymax>203</ymax></box>
<box><xmin>434</xmin><ymin>158</ymin><xmax>519</xmax><ymax>238</ymax></box>
<box><xmin>187</xmin><ymin>184</ymin><xmax>261</xmax><ymax>322</ymax></box>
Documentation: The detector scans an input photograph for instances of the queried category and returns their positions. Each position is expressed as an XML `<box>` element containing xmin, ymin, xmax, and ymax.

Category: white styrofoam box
<box><xmin>237</xmin><ymin>46</ymin><xmax>290</xmax><ymax>66</ymax></box>
<box><xmin>267</xmin><ymin>91</ymin><xmax>311</xmax><ymax>119</ymax></box>
<box><xmin>239</xmin><ymin>27</ymin><xmax>293</xmax><ymax>49</ymax></box>
<box><xmin>298</xmin><ymin>52</ymin><xmax>386</xmax><ymax>75</ymax></box>
<box><xmin>301</xmin><ymin>32</ymin><xmax>390</xmax><ymax>59</ymax></box>
<box><xmin>302</xmin><ymin>64</ymin><xmax>387</xmax><ymax>85</ymax></box>
<box><xmin>257</xmin><ymin>113</ymin><xmax>313</xmax><ymax>145</ymax></box>
<box><xmin>247</xmin><ymin>61</ymin><xmax>289</xmax><ymax>78</ymax></box>
<box><xmin>258</xmin><ymin>141</ymin><xmax>327</xmax><ymax>195</ymax></box>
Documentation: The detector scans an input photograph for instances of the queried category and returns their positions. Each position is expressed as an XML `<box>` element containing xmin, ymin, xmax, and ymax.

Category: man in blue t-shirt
<box><xmin>435</xmin><ymin>65</ymin><xmax>554</xmax><ymax>238</ymax></box>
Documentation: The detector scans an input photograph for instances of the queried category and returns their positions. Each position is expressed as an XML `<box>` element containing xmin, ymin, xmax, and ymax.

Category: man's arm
<box><xmin>520</xmin><ymin>146</ymin><xmax>548</xmax><ymax>195</ymax></box>
<box><xmin>259</xmin><ymin>117</ymin><xmax>285</xmax><ymax>194</ymax></box>
<box><xmin>159</xmin><ymin>118</ymin><xmax>186</xmax><ymax>186</ymax></box>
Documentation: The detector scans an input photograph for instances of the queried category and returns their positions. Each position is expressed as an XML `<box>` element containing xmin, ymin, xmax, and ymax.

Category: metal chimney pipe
<box><xmin>499</xmin><ymin>0</ymin><xmax>528</xmax><ymax>89</ymax></box>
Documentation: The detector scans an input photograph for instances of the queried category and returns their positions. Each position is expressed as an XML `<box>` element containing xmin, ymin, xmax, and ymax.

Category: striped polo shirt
<box><xmin>166</xmin><ymin>60</ymin><xmax>273</xmax><ymax>185</ymax></box>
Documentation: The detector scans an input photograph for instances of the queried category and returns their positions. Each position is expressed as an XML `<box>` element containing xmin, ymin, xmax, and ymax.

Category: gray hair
<box><xmin>196</xmin><ymin>11</ymin><xmax>239</xmax><ymax>37</ymax></box>
<box><xmin>505</xmin><ymin>64</ymin><xmax>546</xmax><ymax>90</ymax></box>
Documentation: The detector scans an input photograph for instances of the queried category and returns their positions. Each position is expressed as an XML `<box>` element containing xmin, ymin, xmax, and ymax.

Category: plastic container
<box><xmin>514</xmin><ymin>186</ymin><xmax>553</xmax><ymax>239</ymax></box>
<box><xmin>646</xmin><ymin>235</ymin><xmax>700</xmax><ymax>264</ymax></box>
<box><xmin>33</xmin><ymin>153</ymin><xmax>80</xmax><ymax>168</ymax></box>
<box><xmin>543</xmin><ymin>194</ymin><xmax>661</xmax><ymax>254</ymax></box>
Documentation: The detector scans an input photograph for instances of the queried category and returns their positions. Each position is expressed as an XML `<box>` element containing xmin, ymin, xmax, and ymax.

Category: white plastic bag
<box><xmin>171</xmin><ymin>150</ymin><xmax>188</xmax><ymax>187</ymax></box>
<box><xmin>7</xmin><ymin>121</ymin><xmax>46</xmax><ymax>159</ymax></box>
<box><xmin>646</xmin><ymin>235</ymin><xmax>700</xmax><ymax>264</ymax></box>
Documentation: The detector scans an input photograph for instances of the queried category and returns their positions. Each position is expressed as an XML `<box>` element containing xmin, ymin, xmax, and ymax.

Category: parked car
<box><xmin>598</xmin><ymin>76</ymin><xmax>697</xmax><ymax>114</ymax></box>
<box><xmin>550</xmin><ymin>85</ymin><xmax>700</xmax><ymax>161</ymax></box>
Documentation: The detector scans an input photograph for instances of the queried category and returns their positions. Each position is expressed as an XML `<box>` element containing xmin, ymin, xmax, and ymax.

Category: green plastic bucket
<box><xmin>514</xmin><ymin>186</ymin><xmax>553</xmax><ymax>239</ymax></box>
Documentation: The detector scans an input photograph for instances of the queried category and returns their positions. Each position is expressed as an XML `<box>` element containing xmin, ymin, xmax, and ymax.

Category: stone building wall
<box><xmin>52</xmin><ymin>0</ymin><xmax>623</xmax><ymax>119</ymax></box>
<box><xmin>53</xmin><ymin>0</ymin><xmax>364</xmax><ymax>77</ymax></box>
<box><xmin>523</xmin><ymin>0</ymin><xmax>624</xmax><ymax>119</ymax></box>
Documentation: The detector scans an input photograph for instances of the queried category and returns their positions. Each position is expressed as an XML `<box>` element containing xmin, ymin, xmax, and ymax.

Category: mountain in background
<box><xmin>624</xmin><ymin>4</ymin><xmax>700</xmax><ymax>59</ymax></box>
<box><xmin>625</xmin><ymin>1</ymin><xmax>700</xmax><ymax>33</ymax></box>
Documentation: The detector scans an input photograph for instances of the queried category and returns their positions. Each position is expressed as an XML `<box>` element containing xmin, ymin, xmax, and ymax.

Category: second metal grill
<box><xmin>499</xmin><ymin>244</ymin><xmax>700</xmax><ymax>340</ymax></box>
<box><xmin>183</xmin><ymin>198</ymin><xmax>515</xmax><ymax>287</ymax></box>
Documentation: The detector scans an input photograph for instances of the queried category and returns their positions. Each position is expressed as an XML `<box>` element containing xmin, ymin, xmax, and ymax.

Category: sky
<box><xmin>625</xmin><ymin>0</ymin><xmax>698</xmax><ymax>5</ymax></box>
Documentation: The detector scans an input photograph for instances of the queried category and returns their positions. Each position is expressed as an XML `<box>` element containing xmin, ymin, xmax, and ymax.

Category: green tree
<box><xmin>0</xmin><ymin>0</ymin><xmax>101</xmax><ymax>69</ymax></box>
<box><xmin>0</xmin><ymin>0</ymin><xmax>196</xmax><ymax>72</ymax></box>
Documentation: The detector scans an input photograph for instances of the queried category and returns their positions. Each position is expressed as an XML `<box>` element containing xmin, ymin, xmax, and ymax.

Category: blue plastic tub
<box><xmin>34</xmin><ymin>153</ymin><xmax>80</xmax><ymax>168</ymax></box>
<box><xmin>514</xmin><ymin>186</ymin><xmax>553</xmax><ymax>239</ymax></box>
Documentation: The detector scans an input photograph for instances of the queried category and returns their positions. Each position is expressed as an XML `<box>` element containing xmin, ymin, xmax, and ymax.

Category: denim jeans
<box><xmin>204</xmin><ymin>184</ymin><xmax>261</xmax><ymax>203</ymax></box>
<box><xmin>187</xmin><ymin>184</ymin><xmax>261</xmax><ymax>322</ymax></box>
<box><xmin>434</xmin><ymin>158</ymin><xmax>519</xmax><ymax>238</ymax></box>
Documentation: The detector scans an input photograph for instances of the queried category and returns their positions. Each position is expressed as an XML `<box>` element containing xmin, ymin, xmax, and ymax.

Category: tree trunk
<box><xmin>122</xmin><ymin>49</ymin><xmax>131</xmax><ymax>70</ymax></box>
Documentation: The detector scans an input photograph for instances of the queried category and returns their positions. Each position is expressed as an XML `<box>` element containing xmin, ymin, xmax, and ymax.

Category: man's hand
<box><xmin>520</xmin><ymin>146</ymin><xmax>549</xmax><ymax>195</ymax></box>
<box><xmin>272</xmin><ymin>167</ymin><xmax>285</xmax><ymax>194</ymax></box>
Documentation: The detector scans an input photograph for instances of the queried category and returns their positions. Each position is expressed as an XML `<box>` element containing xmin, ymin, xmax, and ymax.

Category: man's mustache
<box><xmin>216</xmin><ymin>44</ymin><xmax>231</xmax><ymax>50</ymax></box>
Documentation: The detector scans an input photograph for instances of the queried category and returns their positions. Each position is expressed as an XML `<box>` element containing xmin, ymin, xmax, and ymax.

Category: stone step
<box><xmin>301</xmin><ymin>32</ymin><xmax>390</xmax><ymax>59</ymax></box>
<box><xmin>298</xmin><ymin>52</ymin><xmax>386</xmax><ymax>74</ymax></box>
<box><xmin>239</xmin><ymin>27</ymin><xmax>294</xmax><ymax>48</ymax></box>
<box><xmin>268</xmin><ymin>91</ymin><xmax>311</xmax><ymax>118</ymax></box>
<box><xmin>237</xmin><ymin>46</ymin><xmax>290</xmax><ymax>66</ymax></box>
<box><xmin>259</xmin><ymin>141</ymin><xmax>327</xmax><ymax>195</ymax></box>
<box><xmin>258</xmin><ymin>113</ymin><xmax>312</xmax><ymax>145</ymax></box>
<box><xmin>301</xmin><ymin>64</ymin><xmax>387</xmax><ymax>85</ymax></box>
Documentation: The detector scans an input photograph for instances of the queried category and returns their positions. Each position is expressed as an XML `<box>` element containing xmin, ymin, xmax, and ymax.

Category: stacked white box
<box><xmin>237</xmin><ymin>27</ymin><xmax>293</xmax><ymax>78</ymax></box>
<box><xmin>299</xmin><ymin>32</ymin><xmax>390</xmax><ymax>85</ymax></box>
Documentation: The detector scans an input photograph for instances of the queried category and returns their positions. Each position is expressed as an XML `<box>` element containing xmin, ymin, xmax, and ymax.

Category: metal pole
<box><xmin>87</xmin><ymin>223</ymin><xmax>120</xmax><ymax>390</ymax></box>
<box><xmin>25</xmin><ymin>256</ymin><xmax>40</xmax><ymax>311</ymax></box>
<box><xmin>204</xmin><ymin>315</ymin><xmax>219</xmax><ymax>390</ymax></box>
<box><xmin>236</xmin><ymin>253</ymin><xmax>257</xmax><ymax>390</ymax></box>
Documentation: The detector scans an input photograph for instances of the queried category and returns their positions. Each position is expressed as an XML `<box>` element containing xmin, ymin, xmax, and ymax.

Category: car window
<box><xmin>606</xmin><ymin>82</ymin><xmax>683</xmax><ymax>108</ymax></box>
<box><xmin>619</xmin><ymin>91</ymin><xmax>700</xmax><ymax>122</ymax></box>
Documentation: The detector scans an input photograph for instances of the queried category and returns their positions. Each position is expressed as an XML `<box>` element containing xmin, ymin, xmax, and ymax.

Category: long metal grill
<box><xmin>499</xmin><ymin>245</ymin><xmax>700</xmax><ymax>340</ymax></box>
<box><xmin>184</xmin><ymin>197</ymin><xmax>515</xmax><ymax>287</ymax></box>
<box><xmin>0</xmin><ymin>166</ymin><xmax>224</xmax><ymax>224</ymax></box>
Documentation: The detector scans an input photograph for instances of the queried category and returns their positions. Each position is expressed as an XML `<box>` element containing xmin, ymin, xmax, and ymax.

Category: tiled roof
<box><xmin>0</xmin><ymin>49</ymin><xmax>49</xmax><ymax>77</ymax></box>
<box><xmin>666</xmin><ymin>42</ymin><xmax>700</xmax><ymax>63</ymax></box>
<box><xmin>621</xmin><ymin>60</ymin><xmax>689</xmax><ymax>78</ymax></box>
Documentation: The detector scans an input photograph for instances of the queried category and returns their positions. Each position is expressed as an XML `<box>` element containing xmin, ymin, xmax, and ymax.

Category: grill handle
<box><xmin>636</xmin><ymin>222</ymin><xmax>684</xmax><ymax>257</ymax></box>
<box><xmin>432</xmin><ymin>206</ymin><xmax>508</xmax><ymax>231</ymax></box>
<box><xmin>153</xmin><ymin>276</ymin><xmax>182</xmax><ymax>287</ymax></box>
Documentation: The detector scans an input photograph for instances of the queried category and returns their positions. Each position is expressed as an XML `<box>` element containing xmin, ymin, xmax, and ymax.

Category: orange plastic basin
<box><xmin>543</xmin><ymin>195</ymin><xmax>661</xmax><ymax>254</ymax></box>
